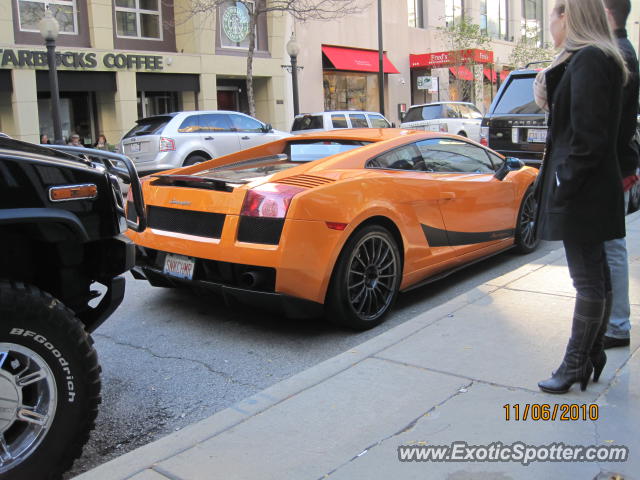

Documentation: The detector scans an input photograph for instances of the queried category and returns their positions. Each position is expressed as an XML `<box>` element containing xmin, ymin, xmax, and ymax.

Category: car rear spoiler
<box><xmin>49</xmin><ymin>146</ymin><xmax>147</xmax><ymax>233</ymax></box>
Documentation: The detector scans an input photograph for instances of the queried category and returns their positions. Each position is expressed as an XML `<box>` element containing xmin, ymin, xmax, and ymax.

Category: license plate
<box><xmin>163</xmin><ymin>254</ymin><xmax>195</xmax><ymax>280</ymax></box>
<box><xmin>129</xmin><ymin>142</ymin><xmax>141</xmax><ymax>153</ymax></box>
<box><xmin>527</xmin><ymin>129</ymin><xmax>547</xmax><ymax>143</ymax></box>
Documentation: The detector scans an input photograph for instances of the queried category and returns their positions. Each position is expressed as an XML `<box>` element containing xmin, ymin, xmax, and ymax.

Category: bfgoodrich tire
<box><xmin>514</xmin><ymin>186</ymin><xmax>540</xmax><ymax>254</ymax></box>
<box><xmin>0</xmin><ymin>281</ymin><xmax>101</xmax><ymax>480</ymax></box>
<box><xmin>326</xmin><ymin>225</ymin><xmax>402</xmax><ymax>330</ymax></box>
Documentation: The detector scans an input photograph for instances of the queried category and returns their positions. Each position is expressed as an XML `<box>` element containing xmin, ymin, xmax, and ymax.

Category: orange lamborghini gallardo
<box><xmin>127</xmin><ymin>129</ymin><xmax>538</xmax><ymax>330</ymax></box>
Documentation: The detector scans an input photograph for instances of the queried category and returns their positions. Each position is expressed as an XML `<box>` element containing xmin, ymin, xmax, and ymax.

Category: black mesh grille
<box><xmin>148</xmin><ymin>206</ymin><xmax>225</xmax><ymax>238</ymax></box>
<box><xmin>237</xmin><ymin>217</ymin><xmax>285</xmax><ymax>245</ymax></box>
<box><xmin>126</xmin><ymin>201</ymin><xmax>138</xmax><ymax>223</ymax></box>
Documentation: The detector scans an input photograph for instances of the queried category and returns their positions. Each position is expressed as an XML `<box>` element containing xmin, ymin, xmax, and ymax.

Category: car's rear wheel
<box><xmin>0</xmin><ymin>281</ymin><xmax>100</xmax><ymax>480</ymax></box>
<box><xmin>183</xmin><ymin>154</ymin><xmax>207</xmax><ymax>167</ymax></box>
<box><xmin>514</xmin><ymin>186</ymin><xmax>539</xmax><ymax>254</ymax></box>
<box><xmin>326</xmin><ymin>225</ymin><xmax>402</xmax><ymax>330</ymax></box>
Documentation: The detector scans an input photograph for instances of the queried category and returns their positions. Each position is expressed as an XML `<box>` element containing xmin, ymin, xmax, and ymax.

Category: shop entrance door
<box><xmin>38</xmin><ymin>92</ymin><xmax>97</xmax><ymax>146</ymax></box>
<box><xmin>217</xmin><ymin>88</ymin><xmax>239</xmax><ymax>111</ymax></box>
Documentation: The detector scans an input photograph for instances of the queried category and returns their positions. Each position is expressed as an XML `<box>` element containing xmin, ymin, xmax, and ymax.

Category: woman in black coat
<box><xmin>535</xmin><ymin>0</ymin><xmax>629</xmax><ymax>394</ymax></box>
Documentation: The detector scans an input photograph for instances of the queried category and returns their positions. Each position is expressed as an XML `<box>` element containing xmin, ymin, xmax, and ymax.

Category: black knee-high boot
<box><xmin>589</xmin><ymin>291</ymin><xmax>612</xmax><ymax>382</ymax></box>
<box><xmin>538</xmin><ymin>296</ymin><xmax>606</xmax><ymax>394</ymax></box>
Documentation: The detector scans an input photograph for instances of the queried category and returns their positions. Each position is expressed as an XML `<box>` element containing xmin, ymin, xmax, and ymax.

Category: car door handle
<box><xmin>204</xmin><ymin>136</ymin><xmax>214</xmax><ymax>140</ymax></box>
<box><xmin>241</xmin><ymin>136</ymin><xmax>250</xmax><ymax>140</ymax></box>
<box><xmin>440</xmin><ymin>191</ymin><xmax>456</xmax><ymax>200</ymax></box>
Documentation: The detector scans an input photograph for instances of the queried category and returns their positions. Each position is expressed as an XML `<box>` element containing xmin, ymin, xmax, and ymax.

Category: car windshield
<box><xmin>403</xmin><ymin>105</ymin><xmax>442</xmax><ymax>122</ymax></box>
<box><xmin>493</xmin><ymin>76</ymin><xmax>544</xmax><ymax>114</ymax></box>
<box><xmin>291</xmin><ymin>115</ymin><xmax>324</xmax><ymax>131</ymax></box>
<box><xmin>123</xmin><ymin>116</ymin><xmax>172</xmax><ymax>138</ymax></box>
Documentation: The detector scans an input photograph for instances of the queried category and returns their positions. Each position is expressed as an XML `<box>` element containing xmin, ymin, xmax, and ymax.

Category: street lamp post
<box><xmin>39</xmin><ymin>10</ymin><xmax>63</xmax><ymax>145</ymax></box>
<box><xmin>285</xmin><ymin>35</ymin><xmax>301</xmax><ymax>117</ymax></box>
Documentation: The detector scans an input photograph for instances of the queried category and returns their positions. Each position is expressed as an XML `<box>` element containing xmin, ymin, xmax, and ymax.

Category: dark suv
<box><xmin>481</xmin><ymin>69</ymin><xmax>546</xmax><ymax>167</ymax></box>
<box><xmin>0</xmin><ymin>139</ymin><xmax>145</xmax><ymax>479</ymax></box>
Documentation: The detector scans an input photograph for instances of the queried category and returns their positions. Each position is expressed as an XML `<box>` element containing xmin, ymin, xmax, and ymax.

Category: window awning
<box><xmin>322</xmin><ymin>45</ymin><xmax>400</xmax><ymax>74</ymax></box>
<box><xmin>36</xmin><ymin>71</ymin><xmax>116</xmax><ymax>92</ymax></box>
<box><xmin>483</xmin><ymin>68</ymin><xmax>497</xmax><ymax>83</ymax></box>
<box><xmin>449</xmin><ymin>66</ymin><xmax>473</xmax><ymax>81</ymax></box>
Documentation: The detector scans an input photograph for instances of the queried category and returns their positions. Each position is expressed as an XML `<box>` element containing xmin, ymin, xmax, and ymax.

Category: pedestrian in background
<box><xmin>68</xmin><ymin>133</ymin><xmax>82</xmax><ymax>147</ymax></box>
<box><xmin>94</xmin><ymin>134</ymin><xmax>114</xmax><ymax>152</ymax></box>
<box><xmin>534</xmin><ymin>0</ymin><xmax>629</xmax><ymax>394</ymax></box>
<box><xmin>40</xmin><ymin>134</ymin><xmax>50</xmax><ymax>144</ymax></box>
<box><xmin>601</xmin><ymin>0</ymin><xmax>639</xmax><ymax>349</ymax></box>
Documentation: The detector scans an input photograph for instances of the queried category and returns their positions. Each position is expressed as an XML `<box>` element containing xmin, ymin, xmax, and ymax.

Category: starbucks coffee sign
<box><xmin>222</xmin><ymin>4</ymin><xmax>250</xmax><ymax>43</ymax></box>
<box><xmin>0</xmin><ymin>48</ymin><xmax>163</xmax><ymax>71</ymax></box>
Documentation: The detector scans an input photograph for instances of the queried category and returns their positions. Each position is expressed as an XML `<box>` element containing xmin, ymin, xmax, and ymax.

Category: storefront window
<box><xmin>522</xmin><ymin>0</ymin><xmax>544</xmax><ymax>46</ymax></box>
<box><xmin>407</xmin><ymin>0</ymin><xmax>423</xmax><ymax>28</ymax></box>
<box><xmin>323</xmin><ymin>72</ymin><xmax>379</xmax><ymax>112</ymax></box>
<box><xmin>480</xmin><ymin>0</ymin><xmax>508</xmax><ymax>41</ymax></box>
<box><xmin>219</xmin><ymin>0</ymin><xmax>256</xmax><ymax>49</ymax></box>
<box><xmin>445</xmin><ymin>0</ymin><xmax>464</xmax><ymax>27</ymax></box>
<box><xmin>115</xmin><ymin>0</ymin><xmax>161</xmax><ymax>40</ymax></box>
<box><xmin>18</xmin><ymin>0</ymin><xmax>78</xmax><ymax>34</ymax></box>
<box><xmin>137</xmin><ymin>91</ymin><xmax>180</xmax><ymax>118</ymax></box>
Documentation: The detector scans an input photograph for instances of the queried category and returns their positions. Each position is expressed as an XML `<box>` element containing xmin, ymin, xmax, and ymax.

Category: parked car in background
<box><xmin>290</xmin><ymin>111</ymin><xmax>392</xmax><ymax>134</ymax></box>
<box><xmin>480</xmin><ymin>69</ymin><xmax>547</xmax><ymax>168</ymax></box>
<box><xmin>400</xmin><ymin>102</ymin><xmax>483</xmax><ymax>142</ymax></box>
<box><xmin>119</xmin><ymin>111</ymin><xmax>290</xmax><ymax>175</ymax></box>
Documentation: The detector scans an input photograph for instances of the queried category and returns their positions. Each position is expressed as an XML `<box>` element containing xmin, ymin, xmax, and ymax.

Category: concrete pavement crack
<box><xmin>94</xmin><ymin>333</ymin><xmax>260</xmax><ymax>389</ymax></box>
<box><xmin>318</xmin><ymin>380</ymin><xmax>475</xmax><ymax>479</ymax></box>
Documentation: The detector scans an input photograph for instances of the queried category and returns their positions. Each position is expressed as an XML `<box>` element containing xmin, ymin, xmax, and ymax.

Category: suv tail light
<box><xmin>439</xmin><ymin>123</ymin><xmax>448</xmax><ymax>132</ymax></box>
<box><xmin>480</xmin><ymin>126</ymin><xmax>489</xmax><ymax>146</ymax></box>
<box><xmin>241</xmin><ymin>183</ymin><xmax>305</xmax><ymax>218</ymax></box>
<box><xmin>160</xmin><ymin>137</ymin><xmax>175</xmax><ymax>151</ymax></box>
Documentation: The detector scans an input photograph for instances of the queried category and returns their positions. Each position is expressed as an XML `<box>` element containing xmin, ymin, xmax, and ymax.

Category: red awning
<box><xmin>449</xmin><ymin>66</ymin><xmax>473</xmax><ymax>81</ymax></box>
<box><xmin>483</xmin><ymin>68</ymin><xmax>497</xmax><ymax>83</ymax></box>
<box><xmin>322</xmin><ymin>45</ymin><xmax>400</xmax><ymax>74</ymax></box>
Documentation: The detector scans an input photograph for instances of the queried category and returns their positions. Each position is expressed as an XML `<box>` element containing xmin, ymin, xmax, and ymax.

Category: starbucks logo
<box><xmin>223</xmin><ymin>4</ymin><xmax>250</xmax><ymax>43</ymax></box>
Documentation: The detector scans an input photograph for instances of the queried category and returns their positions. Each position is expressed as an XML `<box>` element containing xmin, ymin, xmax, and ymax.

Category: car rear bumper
<box><xmin>131</xmin><ymin>265</ymin><xmax>324</xmax><ymax>319</ymax></box>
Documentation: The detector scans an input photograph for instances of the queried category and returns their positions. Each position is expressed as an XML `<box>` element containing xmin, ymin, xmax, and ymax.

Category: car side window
<box><xmin>177</xmin><ymin>115</ymin><xmax>200</xmax><ymax>133</ymax></box>
<box><xmin>486</xmin><ymin>151</ymin><xmax>504</xmax><ymax>171</ymax></box>
<box><xmin>331</xmin><ymin>114</ymin><xmax>348</xmax><ymax>128</ymax></box>
<box><xmin>349</xmin><ymin>114</ymin><xmax>369</xmax><ymax>128</ymax></box>
<box><xmin>199</xmin><ymin>114</ymin><xmax>232</xmax><ymax>132</ymax></box>
<box><xmin>229</xmin><ymin>114</ymin><xmax>264</xmax><ymax>133</ymax></box>
<box><xmin>463</xmin><ymin>105</ymin><xmax>483</xmax><ymax>119</ymax></box>
<box><xmin>368</xmin><ymin>144</ymin><xmax>425</xmax><ymax>171</ymax></box>
<box><xmin>417</xmin><ymin>138</ymin><xmax>495</xmax><ymax>174</ymax></box>
<box><xmin>368</xmin><ymin>114</ymin><xmax>391</xmax><ymax>128</ymax></box>
<box><xmin>445</xmin><ymin>105</ymin><xmax>461</xmax><ymax>119</ymax></box>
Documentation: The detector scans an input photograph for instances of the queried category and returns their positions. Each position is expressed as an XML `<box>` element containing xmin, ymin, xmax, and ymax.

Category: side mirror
<box><xmin>494</xmin><ymin>157</ymin><xmax>524</xmax><ymax>181</ymax></box>
<box><xmin>263</xmin><ymin>123</ymin><xmax>273</xmax><ymax>133</ymax></box>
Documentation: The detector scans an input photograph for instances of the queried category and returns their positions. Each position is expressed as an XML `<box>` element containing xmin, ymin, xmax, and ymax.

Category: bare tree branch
<box><xmin>178</xmin><ymin>0</ymin><xmax>369</xmax><ymax>117</ymax></box>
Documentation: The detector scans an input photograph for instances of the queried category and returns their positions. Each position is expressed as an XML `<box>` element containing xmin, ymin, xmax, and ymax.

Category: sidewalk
<box><xmin>76</xmin><ymin>212</ymin><xmax>640</xmax><ymax>480</ymax></box>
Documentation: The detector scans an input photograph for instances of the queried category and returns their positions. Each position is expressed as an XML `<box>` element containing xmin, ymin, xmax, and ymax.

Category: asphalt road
<box><xmin>65</xmin><ymin>240</ymin><xmax>561</xmax><ymax>478</ymax></box>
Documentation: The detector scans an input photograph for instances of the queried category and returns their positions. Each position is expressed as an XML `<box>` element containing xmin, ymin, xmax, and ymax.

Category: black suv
<box><xmin>0</xmin><ymin>139</ymin><xmax>145</xmax><ymax>479</ymax></box>
<box><xmin>481</xmin><ymin>68</ymin><xmax>547</xmax><ymax>168</ymax></box>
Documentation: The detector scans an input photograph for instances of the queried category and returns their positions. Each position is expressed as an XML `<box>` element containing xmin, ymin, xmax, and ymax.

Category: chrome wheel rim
<box><xmin>519</xmin><ymin>192</ymin><xmax>538</xmax><ymax>249</ymax></box>
<box><xmin>0</xmin><ymin>343</ymin><xmax>57</xmax><ymax>473</ymax></box>
<box><xmin>347</xmin><ymin>233</ymin><xmax>399</xmax><ymax>321</ymax></box>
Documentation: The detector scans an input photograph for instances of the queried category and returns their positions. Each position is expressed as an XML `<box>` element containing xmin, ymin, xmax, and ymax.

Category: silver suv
<box><xmin>290</xmin><ymin>111</ymin><xmax>392</xmax><ymax>134</ymax></box>
<box><xmin>119</xmin><ymin>111</ymin><xmax>290</xmax><ymax>174</ymax></box>
<box><xmin>400</xmin><ymin>102</ymin><xmax>483</xmax><ymax>142</ymax></box>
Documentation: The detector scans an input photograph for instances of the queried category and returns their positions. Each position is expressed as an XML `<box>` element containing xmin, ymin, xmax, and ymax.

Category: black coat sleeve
<box><xmin>555</xmin><ymin>47</ymin><xmax>621</xmax><ymax>201</ymax></box>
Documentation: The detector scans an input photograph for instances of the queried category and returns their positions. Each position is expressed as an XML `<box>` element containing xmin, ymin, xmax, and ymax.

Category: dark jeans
<box><xmin>563</xmin><ymin>240</ymin><xmax>612</xmax><ymax>301</ymax></box>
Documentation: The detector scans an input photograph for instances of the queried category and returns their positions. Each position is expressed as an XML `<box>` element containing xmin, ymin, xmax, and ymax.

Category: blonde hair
<box><xmin>552</xmin><ymin>0</ymin><xmax>628</xmax><ymax>83</ymax></box>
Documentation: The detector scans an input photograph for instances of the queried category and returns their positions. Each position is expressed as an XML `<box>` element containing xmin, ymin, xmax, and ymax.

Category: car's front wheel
<box><xmin>0</xmin><ymin>281</ymin><xmax>100</xmax><ymax>480</ymax></box>
<box><xmin>326</xmin><ymin>225</ymin><xmax>402</xmax><ymax>330</ymax></box>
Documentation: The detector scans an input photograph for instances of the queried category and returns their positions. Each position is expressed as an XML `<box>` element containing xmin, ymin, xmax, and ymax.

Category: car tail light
<box><xmin>240</xmin><ymin>183</ymin><xmax>305</xmax><ymax>218</ymax></box>
<box><xmin>439</xmin><ymin>123</ymin><xmax>448</xmax><ymax>132</ymax></box>
<box><xmin>480</xmin><ymin>137</ymin><xmax>488</xmax><ymax>147</ymax></box>
<box><xmin>480</xmin><ymin>127</ymin><xmax>489</xmax><ymax>147</ymax></box>
<box><xmin>160</xmin><ymin>137</ymin><xmax>175</xmax><ymax>151</ymax></box>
